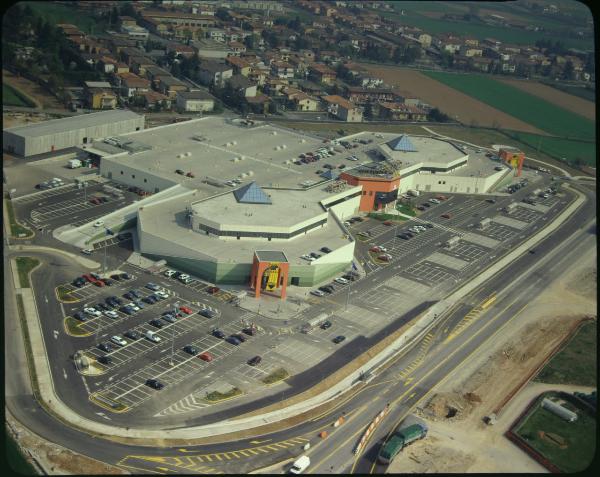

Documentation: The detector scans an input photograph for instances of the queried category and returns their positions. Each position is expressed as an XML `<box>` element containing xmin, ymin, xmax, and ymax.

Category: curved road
<box><xmin>4</xmin><ymin>181</ymin><xmax>595</xmax><ymax>474</ymax></box>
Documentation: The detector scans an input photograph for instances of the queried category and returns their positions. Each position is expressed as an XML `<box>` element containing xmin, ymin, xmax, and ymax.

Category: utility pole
<box><xmin>170</xmin><ymin>301</ymin><xmax>179</xmax><ymax>366</ymax></box>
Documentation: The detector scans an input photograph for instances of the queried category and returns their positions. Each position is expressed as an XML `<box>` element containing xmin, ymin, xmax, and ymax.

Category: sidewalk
<box><xmin>8</xmin><ymin>184</ymin><xmax>588</xmax><ymax>442</ymax></box>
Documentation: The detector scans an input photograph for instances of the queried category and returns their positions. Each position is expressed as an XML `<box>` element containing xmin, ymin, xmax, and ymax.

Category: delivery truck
<box><xmin>407</xmin><ymin>189</ymin><xmax>420</xmax><ymax>197</ymax></box>
<box><xmin>378</xmin><ymin>424</ymin><xmax>427</xmax><ymax>464</ymax></box>
<box><xmin>68</xmin><ymin>159</ymin><xmax>82</xmax><ymax>169</ymax></box>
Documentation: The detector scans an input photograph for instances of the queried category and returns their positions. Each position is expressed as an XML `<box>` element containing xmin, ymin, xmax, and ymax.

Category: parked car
<box><xmin>84</xmin><ymin>307</ymin><xmax>101</xmax><ymax>317</ymax></box>
<box><xmin>111</xmin><ymin>336</ymin><xmax>127</xmax><ymax>347</ymax></box>
<box><xmin>124</xmin><ymin>330</ymin><xmax>140</xmax><ymax>341</ymax></box>
<box><xmin>212</xmin><ymin>329</ymin><xmax>226</xmax><ymax>339</ymax></box>
<box><xmin>198</xmin><ymin>309</ymin><xmax>216</xmax><ymax>318</ymax></box>
<box><xmin>149</xmin><ymin>319</ymin><xmax>164</xmax><ymax>329</ymax></box>
<box><xmin>248</xmin><ymin>356</ymin><xmax>262</xmax><ymax>366</ymax></box>
<box><xmin>378</xmin><ymin>254</ymin><xmax>392</xmax><ymax>262</ymax></box>
<box><xmin>397</xmin><ymin>233</ymin><xmax>410</xmax><ymax>240</ymax></box>
<box><xmin>207</xmin><ymin>286</ymin><xmax>220</xmax><ymax>295</ymax></box>
<box><xmin>120</xmin><ymin>273</ymin><xmax>132</xmax><ymax>280</ymax></box>
<box><xmin>175</xmin><ymin>169</ymin><xmax>185</xmax><ymax>175</ymax></box>
<box><xmin>162</xmin><ymin>313</ymin><xmax>177</xmax><ymax>323</ymax></box>
<box><xmin>226</xmin><ymin>336</ymin><xmax>241</xmax><ymax>346</ymax></box>
<box><xmin>97</xmin><ymin>355</ymin><xmax>112</xmax><ymax>365</ymax></box>
<box><xmin>320</xmin><ymin>247</ymin><xmax>333</xmax><ymax>254</ymax></box>
<box><xmin>311</xmin><ymin>289</ymin><xmax>326</xmax><ymax>297</ymax></box>
<box><xmin>179</xmin><ymin>306</ymin><xmax>193</xmax><ymax>315</ymax></box>
<box><xmin>145</xmin><ymin>283</ymin><xmax>160</xmax><ymax>291</ymax></box>
<box><xmin>183</xmin><ymin>345</ymin><xmax>199</xmax><ymax>355</ymax></box>
<box><xmin>310</xmin><ymin>252</ymin><xmax>321</xmax><ymax>259</ymax></box>
<box><xmin>320</xmin><ymin>320</ymin><xmax>332</xmax><ymax>330</ymax></box>
<box><xmin>198</xmin><ymin>352</ymin><xmax>213</xmax><ymax>362</ymax></box>
<box><xmin>332</xmin><ymin>335</ymin><xmax>346</xmax><ymax>344</ymax></box>
<box><xmin>98</xmin><ymin>342</ymin><xmax>113</xmax><ymax>353</ymax></box>
<box><xmin>441</xmin><ymin>213</ymin><xmax>451</xmax><ymax>219</ymax></box>
<box><xmin>104</xmin><ymin>310</ymin><xmax>119</xmax><ymax>319</ymax></box>
<box><xmin>417</xmin><ymin>206</ymin><xmax>426</xmax><ymax>211</ymax></box>
<box><xmin>145</xmin><ymin>379</ymin><xmax>164</xmax><ymax>390</ymax></box>
<box><xmin>334</xmin><ymin>277</ymin><xmax>349</xmax><ymax>285</ymax></box>
<box><xmin>242</xmin><ymin>327</ymin><xmax>257</xmax><ymax>336</ymax></box>
<box><xmin>110</xmin><ymin>274</ymin><xmax>122</xmax><ymax>281</ymax></box>
<box><xmin>74</xmin><ymin>312</ymin><xmax>87</xmax><ymax>322</ymax></box>
<box><xmin>164</xmin><ymin>269</ymin><xmax>176</xmax><ymax>277</ymax></box>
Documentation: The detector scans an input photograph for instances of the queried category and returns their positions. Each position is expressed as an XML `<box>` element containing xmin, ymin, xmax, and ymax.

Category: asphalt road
<box><xmin>3</xmin><ymin>179</ymin><xmax>594</xmax><ymax>473</ymax></box>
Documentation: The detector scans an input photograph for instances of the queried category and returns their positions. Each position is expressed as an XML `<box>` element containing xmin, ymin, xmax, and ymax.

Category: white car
<box><xmin>310</xmin><ymin>289</ymin><xmax>326</xmax><ymax>297</ymax></box>
<box><xmin>301</xmin><ymin>254</ymin><xmax>316</xmax><ymax>262</ymax></box>
<box><xmin>156</xmin><ymin>290</ymin><xmax>169</xmax><ymax>299</ymax></box>
<box><xmin>164</xmin><ymin>269</ymin><xmax>176</xmax><ymax>277</ymax></box>
<box><xmin>104</xmin><ymin>310</ymin><xmax>119</xmax><ymax>319</ymax></box>
<box><xmin>343</xmin><ymin>221</ymin><xmax>351</xmax><ymax>227</ymax></box>
<box><xmin>429</xmin><ymin>198</ymin><xmax>440</xmax><ymax>204</ymax></box>
<box><xmin>93</xmin><ymin>220</ymin><xmax>104</xmax><ymax>228</ymax></box>
<box><xmin>178</xmin><ymin>274</ymin><xmax>190</xmax><ymax>281</ymax></box>
<box><xmin>347</xmin><ymin>156</ymin><xmax>358</xmax><ymax>161</ymax></box>
<box><xmin>334</xmin><ymin>277</ymin><xmax>349</xmax><ymax>285</ymax></box>
<box><xmin>81</xmin><ymin>249</ymin><xmax>93</xmax><ymax>255</ymax></box>
<box><xmin>111</xmin><ymin>335</ymin><xmax>127</xmax><ymax>347</ymax></box>
<box><xmin>415</xmin><ymin>225</ymin><xmax>426</xmax><ymax>231</ymax></box>
<box><xmin>145</xmin><ymin>331</ymin><xmax>161</xmax><ymax>343</ymax></box>
<box><xmin>408</xmin><ymin>227</ymin><xmax>420</xmax><ymax>234</ymax></box>
<box><xmin>84</xmin><ymin>307</ymin><xmax>101</xmax><ymax>317</ymax></box>
<box><xmin>128</xmin><ymin>303</ymin><xmax>140</xmax><ymax>312</ymax></box>
<box><xmin>378</xmin><ymin>246</ymin><xmax>388</xmax><ymax>252</ymax></box>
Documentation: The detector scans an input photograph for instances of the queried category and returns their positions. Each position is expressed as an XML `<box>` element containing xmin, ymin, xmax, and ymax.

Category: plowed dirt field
<box><xmin>359</xmin><ymin>65</ymin><xmax>547</xmax><ymax>135</ymax></box>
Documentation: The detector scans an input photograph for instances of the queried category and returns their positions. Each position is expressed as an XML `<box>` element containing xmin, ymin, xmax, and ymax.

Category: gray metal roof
<box><xmin>255</xmin><ymin>250</ymin><xmax>288</xmax><ymax>263</ymax></box>
<box><xmin>4</xmin><ymin>110</ymin><xmax>143</xmax><ymax>138</ymax></box>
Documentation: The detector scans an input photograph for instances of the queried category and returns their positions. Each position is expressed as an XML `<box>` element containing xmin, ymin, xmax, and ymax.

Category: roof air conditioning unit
<box><xmin>300</xmin><ymin>139</ymin><xmax>306</xmax><ymax>143</ymax></box>
<box><xmin>248</xmin><ymin>170</ymin><xmax>254</xmax><ymax>176</ymax></box>
<box><xmin>185</xmin><ymin>152</ymin><xmax>191</xmax><ymax>157</ymax></box>
<box><xmin>272</xmin><ymin>131</ymin><xmax>277</xmax><ymax>135</ymax></box>
<box><xmin>282</xmin><ymin>144</ymin><xmax>287</xmax><ymax>149</ymax></box>
<box><xmin>232</xmin><ymin>141</ymin><xmax>237</xmax><ymax>145</ymax></box>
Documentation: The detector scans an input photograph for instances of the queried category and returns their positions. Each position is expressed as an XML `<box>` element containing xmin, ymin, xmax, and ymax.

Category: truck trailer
<box><xmin>407</xmin><ymin>189</ymin><xmax>420</xmax><ymax>197</ymax></box>
<box><xmin>378</xmin><ymin>424</ymin><xmax>427</xmax><ymax>464</ymax></box>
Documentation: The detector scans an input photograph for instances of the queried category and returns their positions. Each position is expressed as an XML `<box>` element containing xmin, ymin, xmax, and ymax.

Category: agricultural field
<box><xmin>542</xmin><ymin>82</ymin><xmax>596</xmax><ymax>103</ymax></box>
<box><xmin>423</xmin><ymin>71</ymin><xmax>595</xmax><ymax>141</ymax></box>
<box><xmin>3</xmin><ymin>84</ymin><xmax>35</xmax><ymax>108</ymax></box>
<box><xmin>513</xmin><ymin>392</ymin><xmax>596</xmax><ymax>473</ymax></box>
<box><xmin>498</xmin><ymin>78</ymin><xmax>595</xmax><ymax>121</ymax></box>
<box><xmin>507</xmin><ymin>132</ymin><xmax>595</xmax><ymax>167</ymax></box>
<box><xmin>534</xmin><ymin>321</ymin><xmax>597</xmax><ymax>386</ymax></box>
<box><xmin>358</xmin><ymin>66</ymin><xmax>546</xmax><ymax>134</ymax></box>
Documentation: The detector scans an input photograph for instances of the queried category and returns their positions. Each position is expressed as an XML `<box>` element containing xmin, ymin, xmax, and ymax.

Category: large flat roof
<box><xmin>4</xmin><ymin>109</ymin><xmax>143</xmax><ymax>138</ymax></box>
<box><xmin>139</xmin><ymin>192</ymin><xmax>352</xmax><ymax>265</ymax></box>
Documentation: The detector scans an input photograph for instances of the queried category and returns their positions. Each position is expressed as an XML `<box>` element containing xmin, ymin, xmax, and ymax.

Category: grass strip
<box><xmin>395</xmin><ymin>202</ymin><xmax>417</xmax><ymax>216</ymax></box>
<box><xmin>15</xmin><ymin>257</ymin><xmax>39</xmax><ymax>289</ymax></box>
<box><xmin>5</xmin><ymin>199</ymin><xmax>33</xmax><ymax>238</ymax></box>
<box><xmin>204</xmin><ymin>387</ymin><xmax>243</xmax><ymax>403</ymax></box>
<box><xmin>63</xmin><ymin>317</ymin><xmax>91</xmax><ymax>337</ymax></box>
<box><xmin>367</xmin><ymin>212</ymin><xmax>407</xmax><ymax>222</ymax></box>
<box><xmin>56</xmin><ymin>285</ymin><xmax>78</xmax><ymax>303</ymax></box>
<box><xmin>262</xmin><ymin>368</ymin><xmax>290</xmax><ymax>385</ymax></box>
<box><xmin>3</xmin><ymin>83</ymin><xmax>36</xmax><ymax>107</ymax></box>
<box><xmin>15</xmin><ymin>294</ymin><xmax>41</xmax><ymax>400</ymax></box>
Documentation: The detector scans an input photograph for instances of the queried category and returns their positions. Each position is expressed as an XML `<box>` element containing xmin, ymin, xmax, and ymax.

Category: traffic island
<box><xmin>63</xmin><ymin>317</ymin><xmax>92</xmax><ymax>337</ymax></box>
<box><xmin>262</xmin><ymin>368</ymin><xmax>290</xmax><ymax>386</ymax></box>
<box><xmin>15</xmin><ymin>257</ymin><xmax>40</xmax><ymax>288</ymax></box>
<box><xmin>203</xmin><ymin>387</ymin><xmax>244</xmax><ymax>404</ymax></box>
<box><xmin>55</xmin><ymin>285</ymin><xmax>79</xmax><ymax>303</ymax></box>
<box><xmin>89</xmin><ymin>393</ymin><xmax>128</xmax><ymax>413</ymax></box>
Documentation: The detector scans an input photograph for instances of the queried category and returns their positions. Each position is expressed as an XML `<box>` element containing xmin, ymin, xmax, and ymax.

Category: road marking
<box><xmin>81</xmin><ymin>375</ymin><xmax>90</xmax><ymax>394</ymax></box>
<box><xmin>63</xmin><ymin>368</ymin><xmax>68</xmax><ymax>379</ymax></box>
<box><xmin>249</xmin><ymin>439</ymin><xmax>272</xmax><ymax>444</ymax></box>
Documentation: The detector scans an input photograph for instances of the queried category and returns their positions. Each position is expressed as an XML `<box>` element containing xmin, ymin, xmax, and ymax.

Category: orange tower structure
<box><xmin>250</xmin><ymin>251</ymin><xmax>289</xmax><ymax>300</ymax></box>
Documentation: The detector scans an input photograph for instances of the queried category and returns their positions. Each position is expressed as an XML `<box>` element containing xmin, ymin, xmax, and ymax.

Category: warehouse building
<box><xmin>3</xmin><ymin>109</ymin><xmax>144</xmax><ymax>157</ymax></box>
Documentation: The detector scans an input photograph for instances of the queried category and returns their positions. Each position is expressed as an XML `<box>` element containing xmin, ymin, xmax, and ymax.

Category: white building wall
<box><xmin>311</xmin><ymin>239</ymin><xmax>354</xmax><ymax>265</ymax></box>
<box><xmin>100</xmin><ymin>158</ymin><xmax>178</xmax><ymax>192</ymax></box>
<box><xmin>400</xmin><ymin>170</ymin><xmax>503</xmax><ymax>194</ymax></box>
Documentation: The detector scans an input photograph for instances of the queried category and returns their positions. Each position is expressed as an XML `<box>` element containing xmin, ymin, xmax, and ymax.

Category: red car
<box><xmin>383</xmin><ymin>220</ymin><xmax>393</xmax><ymax>226</ymax></box>
<box><xmin>207</xmin><ymin>286</ymin><xmax>220</xmax><ymax>295</ymax></box>
<box><xmin>441</xmin><ymin>213</ymin><xmax>451</xmax><ymax>219</ymax></box>
<box><xmin>82</xmin><ymin>274</ymin><xmax>95</xmax><ymax>283</ymax></box>
<box><xmin>378</xmin><ymin>254</ymin><xmax>392</xmax><ymax>262</ymax></box>
<box><xmin>93</xmin><ymin>280</ymin><xmax>105</xmax><ymax>287</ymax></box>
<box><xmin>186</xmin><ymin>172</ymin><xmax>195</xmax><ymax>178</ymax></box>
<box><xmin>179</xmin><ymin>306</ymin><xmax>192</xmax><ymax>315</ymax></box>
<box><xmin>369</xmin><ymin>246</ymin><xmax>382</xmax><ymax>253</ymax></box>
<box><xmin>436</xmin><ymin>195</ymin><xmax>448</xmax><ymax>201</ymax></box>
<box><xmin>198</xmin><ymin>352</ymin><xmax>213</xmax><ymax>362</ymax></box>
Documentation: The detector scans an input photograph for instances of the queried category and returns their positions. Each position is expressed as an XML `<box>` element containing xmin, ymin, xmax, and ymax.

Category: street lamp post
<box><xmin>170</xmin><ymin>301</ymin><xmax>179</xmax><ymax>366</ymax></box>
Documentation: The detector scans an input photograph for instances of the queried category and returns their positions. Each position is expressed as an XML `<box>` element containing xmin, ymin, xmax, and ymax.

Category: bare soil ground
<box><xmin>3</xmin><ymin>111</ymin><xmax>54</xmax><ymax>129</ymax></box>
<box><xmin>388</xmin><ymin>247</ymin><xmax>596</xmax><ymax>473</ymax></box>
<box><xmin>498</xmin><ymin>78</ymin><xmax>595</xmax><ymax>121</ymax></box>
<box><xmin>3</xmin><ymin>69</ymin><xmax>65</xmax><ymax>110</ymax></box>
<box><xmin>359</xmin><ymin>65</ymin><xmax>547</xmax><ymax>135</ymax></box>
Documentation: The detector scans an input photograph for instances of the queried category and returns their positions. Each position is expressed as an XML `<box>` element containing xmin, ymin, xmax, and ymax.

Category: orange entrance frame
<box><xmin>249</xmin><ymin>251</ymin><xmax>289</xmax><ymax>300</ymax></box>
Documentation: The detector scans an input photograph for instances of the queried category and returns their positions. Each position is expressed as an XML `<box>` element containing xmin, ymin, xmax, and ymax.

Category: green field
<box><xmin>514</xmin><ymin>392</ymin><xmax>596</xmax><ymax>473</ymax></box>
<box><xmin>423</xmin><ymin>71</ymin><xmax>596</xmax><ymax>141</ymax></box>
<box><xmin>534</xmin><ymin>321</ymin><xmax>597</xmax><ymax>386</ymax></box>
<box><xmin>506</xmin><ymin>132</ymin><xmax>596</xmax><ymax>167</ymax></box>
<box><xmin>28</xmin><ymin>1</ymin><xmax>108</xmax><ymax>34</ymax></box>
<box><xmin>3</xmin><ymin>84</ymin><xmax>36</xmax><ymax>108</ymax></box>
<box><xmin>541</xmin><ymin>82</ymin><xmax>595</xmax><ymax>102</ymax></box>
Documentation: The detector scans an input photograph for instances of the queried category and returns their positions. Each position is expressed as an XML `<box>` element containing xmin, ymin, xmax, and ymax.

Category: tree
<box><xmin>562</xmin><ymin>60</ymin><xmax>574</xmax><ymax>80</ymax></box>
<box><xmin>428</xmin><ymin>108</ymin><xmax>450</xmax><ymax>122</ymax></box>
<box><xmin>403</xmin><ymin>46</ymin><xmax>421</xmax><ymax>64</ymax></box>
<box><xmin>244</xmin><ymin>35</ymin><xmax>255</xmax><ymax>50</ymax></box>
<box><xmin>120</xmin><ymin>3</ymin><xmax>138</xmax><ymax>18</ymax></box>
<box><xmin>215</xmin><ymin>7</ymin><xmax>232</xmax><ymax>22</ymax></box>
<box><xmin>392</xmin><ymin>47</ymin><xmax>404</xmax><ymax>64</ymax></box>
<box><xmin>364</xmin><ymin>102</ymin><xmax>373</xmax><ymax>120</ymax></box>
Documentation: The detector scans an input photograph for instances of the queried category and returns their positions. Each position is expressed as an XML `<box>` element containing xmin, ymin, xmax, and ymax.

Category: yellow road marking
<box><xmin>228</xmin><ymin>451</ymin><xmax>240</xmax><ymax>458</ymax></box>
<box><xmin>117</xmin><ymin>462</ymin><xmax>164</xmax><ymax>474</ymax></box>
<box><xmin>238</xmin><ymin>450</ymin><xmax>250</xmax><ymax>457</ymax></box>
<box><xmin>213</xmin><ymin>454</ymin><xmax>223</xmax><ymax>461</ymax></box>
<box><xmin>221</xmin><ymin>453</ymin><xmax>232</xmax><ymax>460</ymax></box>
<box><xmin>203</xmin><ymin>454</ymin><xmax>212</xmax><ymax>462</ymax></box>
<box><xmin>255</xmin><ymin>447</ymin><xmax>270</xmax><ymax>454</ymax></box>
<box><xmin>246</xmin><ymin>449</ymin><xmax>260</xmax><ymax>455</ymax></box>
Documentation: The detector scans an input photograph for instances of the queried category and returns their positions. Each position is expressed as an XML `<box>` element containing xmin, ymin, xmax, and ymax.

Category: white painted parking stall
<box><xmin>400</xmin><ymin>260</ymin><xmax>457</xmax><ymax>286</ymax></box>
<box><xmin>461</xmin><ymin>232</ymin><xmax>500</xmax><ymax>249</ymax></box>
<box><xmin>268</xmin><ymin>337</ymin><xmax>331</xmax><ymax>374</ymax></box>
<box><xmin>427</xmin><ymin>252</ymin><xmax>469</xmax><ymax>271</ymax></box>
<box><xmin>476</xmin><ymin>222</ymin><xmax>515</xmax><ymax>241</ymax></box>
<box><xmin>492</xmin><ymin>215</ymin><xmax>530</xmax><ymax>230</ymax></box>
<box><xmin>506</xmin><ymin>206</ymin><xmax>543</xmax><ymax>223</ymax></box>
<box><xmin>441</xmin><ymin>242</ymin><xmax>489</xmax><ymax>262</ymax></box>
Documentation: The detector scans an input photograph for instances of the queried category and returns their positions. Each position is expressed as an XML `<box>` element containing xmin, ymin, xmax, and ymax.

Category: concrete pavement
<box><xmin>6</xmin><ymin>181</ymin><xmax>588</xmax><ymax>443</ymax></box>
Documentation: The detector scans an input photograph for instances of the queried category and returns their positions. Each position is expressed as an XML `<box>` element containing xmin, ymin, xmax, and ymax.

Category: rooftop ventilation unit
<box><xmin>282</xmin><ymin>144</ymin><xmax>287</xmax><ymax>149</ymax></box>
<box><xmin>248</xmin><ymin>170</ymin><xmax>254</xmax><ymax>176</ymax></box>
<box><xmin>232</xmin><ymin>141</ymin><xmax>237</xmax><ymax>145</ymax></box>
<box><xmin>272</xmin><ymin>131</ymin><xmax>277</xmax><ymax>135</ymax></box>
<box><xmin>185</xmin><ymin>152</ymin><xmax>191</xmax><ymax>157</ymax></box>
<box><xmin>300</xmin><ymin>139</ymin><xmax>306</xmax><ymax>143</ymax></box>
<box><xmin>240</xmin><ymin>172</ymin><xmax>248</xmax><ymax>178</ymax></box>
<box><xmin>233</xmin><ymin>157</ymin><xmax>240</xmax><ymax>162</ymax></box>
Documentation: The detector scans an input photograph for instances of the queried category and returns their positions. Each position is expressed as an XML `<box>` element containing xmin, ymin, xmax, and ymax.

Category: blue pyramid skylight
<box><xmin>386</xmin><ymin>134</ymin><xmax>417</xmax><ymax>152</ymax></box>
<box><xmin>320</xmin><ymin>169</ymin><xmax>340</xmax><ymax>180</ymax></box>
<box><xmin>233</xmin><ymin>181</ymin><xmax>272</xmax><ymax>204</ymax></box>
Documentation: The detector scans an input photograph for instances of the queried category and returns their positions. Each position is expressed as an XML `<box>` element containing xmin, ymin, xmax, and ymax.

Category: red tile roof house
<box><xmin>322</xmin><ymin>95</ymin><xmax>363</xmax><ymax>122</ymax></box>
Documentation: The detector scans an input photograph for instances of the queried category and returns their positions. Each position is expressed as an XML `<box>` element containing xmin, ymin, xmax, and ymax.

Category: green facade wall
<box><xmin>143</xmin><ymin>254</ymin><xmax>351</xmax><ymax>287</ymax></box>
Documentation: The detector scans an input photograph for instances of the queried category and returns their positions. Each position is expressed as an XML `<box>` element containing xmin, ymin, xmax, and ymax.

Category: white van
<box><xmin>289</xmin><ymin>456</ymin><xmax>310</xmax><ymax>474</ymax></box>
<box><xmin>145</xmin><ymin>331</ymin><xmax>161</xmax><ymax>343</ymax></box>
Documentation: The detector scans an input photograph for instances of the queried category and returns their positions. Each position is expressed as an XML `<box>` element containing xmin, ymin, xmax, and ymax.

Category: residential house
<box><xmin>115</xmin><ymin>63</ymin><xmax>130</xmax><ymax>74</ymax></box>
<box><xmin>228</xmin><ymin>75</ymin><xmax>257</xmax><ymax>97</ymax></box>
<box><xmin>198</xmin><ymin>62</ymin><xmax>233</xmax><ymax>87</ymax></box>
<box><xmin>131</xmin><ymin>56</ymin><xmax>156</xmax><ymax>76</ymax></box>
<box><xmin>116</xmin><ymin>72</ymin><xmax>151</xmax><ymax>97</ymax></box>
<box><xmin>296</xmin><ymin>80</ymin><xmax>325</xmax><ymax>97</ymax></box>
<box><xmin>206</xmin><ymin>28</ymin><xmax>226</xmax><ymax>43</ymax></box>
<box><xmin>166</xmin><ymin>42</ymin><xmax>197</xmax><ymax>58</ymax></box>
<box><xmin>172</xmin><ymin>24</ymin><xmax>203</xmax><ymax>41</ymax></box>
<box><xmin>193</xmin><ymin>38</ymin><xmax>234</xmax><ymax>59</ymax></box>
<box><xmin>228</xmin><ymin>41</ymin><xmax>247</xmax><ymax>56</ymax></box>
<box><xmin>98</xmin><ymin>56</ymin><xmax>118</xmax><ymax>74</ymax></box>
<box><xmin>86</xmin><ymin>89</ymin><xmax>117</xmax><ymax>110</ymax></box>
<box><xmin>309</xmin><ymin>63</ymin><xmax>336</xmax><ymax>84</ymax></box>
<box><xmin>245</xmin><ymin>93</ymin><xmax>270</xmax><ymax>114</ymax></box>
<box><xmin>140</xmin><ymin>11</ymin><xmax>217</xmax><ymax>29</ymax></box>
<box><xmin>464</xmin><ymin>37</ymin><xmax>479</xmax><ymax>47</ymax></box>
<box><xmin>378</xmin><ymin>102</ymin><xmax>426</xmax><ymax>121</ymax></box>
<box><xmin>461</xmin><ymin>46</ymin><xmax>483</xmax><ymax>57</ymax></box>
<box><xmin>284</xmin><ymin>88</ymin><xmax>319</xmax><ymax>111</ymax></box>
<box><xmin>346</xmin><ymin>87</ymin><xmax>396</xmax><ymax>104</ymax></box>
<box><xmin>226</xmin><ymin>56</ymin><xmax>252</xmax><ymax>76</ymax></box>
<box><xmin>159</xmin><ymin>76</ymin><xmax>189</xmax><ymax>99</ymax></box>
<box><xmin>141</xmin><ymin>17</ymin><xmax>170</xmax><ymax>37</ymax></box>
<box><xmin>418</xmin><ymin>33</ymin><xmax>432</xmax><ymax>47</ymax></box>
<box><xmin>139</xmin><ymin>90</ymin><xmax>172</xmax><ymax>109</ymax></box>
<box><xmin>176</xmin><ymin>90</ymin><xmax>214</xmax><ymax>112</ymax></box>
<box><xmin>270</xmin><ymin>61</ymin><xmax>295</xmax><ymax>79</ymax></box>
<box><xmin>264</xmin><ymin>77</ymin><xmax>289</xmax><ymax>96</ymax></box>
<box><xmin>144</xmin><ymin>65</ymin><xmax>172</xmax><ymax>88</ymax></box>
<box><xmin>322</xmin><ymin>95</ymin><xmax>362</xmax><ymax>122</ymax></box>
<box><xmin>248</xmin><ymin>67</ymin><xmax>269</xmax><ymax>86</ymax></box>
<box><xmin>121</xmin><ymin>24</ymin><xmax>149</xmax><ymax>41</ymax></box>
<box><xmin>118</xmin><ymin>16</ymin><xmax>137</xmax><ymax>28</ymax></box>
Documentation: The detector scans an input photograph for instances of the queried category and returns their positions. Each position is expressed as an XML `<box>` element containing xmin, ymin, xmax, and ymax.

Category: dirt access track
<box><xmin>359</xmin><ymin>65</ymin><xmax>547</xmax><ymax>135</ymax></box>
<box><xmin>497</xmin><ymin>77</ymin><xmax>596</xmax><ymax>121</ymax></box>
